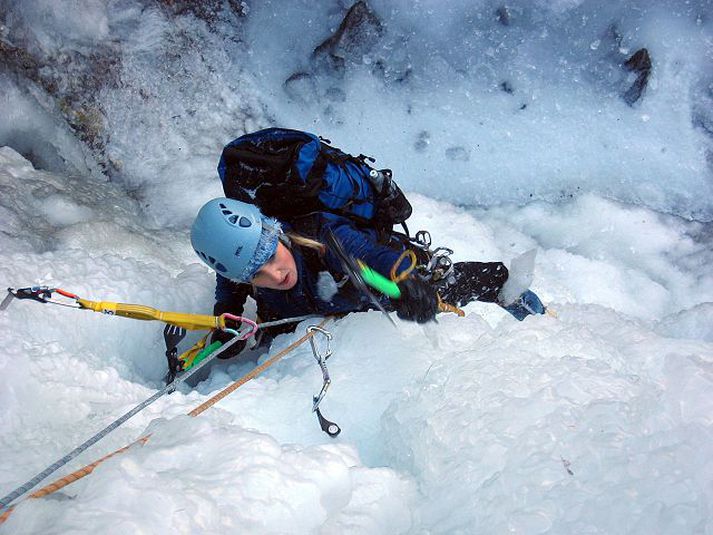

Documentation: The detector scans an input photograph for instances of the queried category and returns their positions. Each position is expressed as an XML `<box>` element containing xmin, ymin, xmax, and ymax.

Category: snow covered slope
<box><xmin>1</xmin><ymin>147</ymin><xmax>712</xmax><ymax>532</ymax></box>
<box><xmin>1</xmin><ymin>0</ymin><xmax>712</xmax><ymax>532</ymax></box>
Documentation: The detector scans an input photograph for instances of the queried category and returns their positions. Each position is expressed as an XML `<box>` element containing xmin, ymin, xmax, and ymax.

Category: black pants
<box><xmin>437</xmin><ymin>262</ymin><xmax>509</xmax><ymax>307</ymax></box>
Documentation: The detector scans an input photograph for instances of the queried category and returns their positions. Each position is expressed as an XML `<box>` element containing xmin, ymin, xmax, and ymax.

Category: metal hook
<box><xmin>307</xmin><ymin>325</ymin><xmax>333</xmax><ymax>362</ymax></box>
<box><xmin>6</xmin><ymin>287</ymin><xmax>81</xmax><ymax>309</ymax></box>
<box><xmin>426</xmin><ymin>247</ymin><xmax>455</xmax><ymax>281</ymax></box>
<box><xmin>413</xmin><ymin>230</ymin><xmax>432</xmax><ymax>249</ymax></box>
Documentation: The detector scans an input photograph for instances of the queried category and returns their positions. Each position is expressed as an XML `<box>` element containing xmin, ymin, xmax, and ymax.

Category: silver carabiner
<box><xmin>412</xmin><ymin>230</ymin><xmax>432</xmax><ymax>250</ymax></box>
<box><xmin>307</xmin><ymin>325</ymin><xmax>333</xmax><ymax>362</ymax></box>
<box><xmin>426</xmin><ymin>247</ymin><xmax>455</xmax><ymax>281</ymax></box>
<box><xmin>307</xmin><ymin>325</ymin><xmax>333</xmax><ymax>412</ymax></box>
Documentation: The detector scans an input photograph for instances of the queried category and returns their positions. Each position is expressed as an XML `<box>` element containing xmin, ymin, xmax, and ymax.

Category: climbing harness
<box><xmin>426</xmin><ymin>246</ymin><xmax>455</xmax><ymax>282</ymax></box>
<box><xmin>405</xmin><ymin>230</ymin><xmax>456</xmax><ymax>283</ymax></box>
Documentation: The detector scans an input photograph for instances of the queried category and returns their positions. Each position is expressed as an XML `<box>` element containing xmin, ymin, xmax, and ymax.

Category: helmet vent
<box><xmin>192</xmin><ymin>198</ymin><xmax>266</xmax><ymax>281</ymax></box>
<box><xmin>195</xmin><ymin>249</ymin><xmax>227</xmax><ymax>274</ymax></box>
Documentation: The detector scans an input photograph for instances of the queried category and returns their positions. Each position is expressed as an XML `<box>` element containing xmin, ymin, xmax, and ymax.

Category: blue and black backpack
<box><xmin>217</xmin><ymin>128</ymin><xmax>412</xmax><ymax>240</ymax></box>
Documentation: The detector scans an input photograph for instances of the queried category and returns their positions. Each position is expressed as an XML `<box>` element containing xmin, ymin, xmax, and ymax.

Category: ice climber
<box><xmin>190</xmin><ymin>196</ymin><xmax>546</xmax><ymax>357</ymax></box>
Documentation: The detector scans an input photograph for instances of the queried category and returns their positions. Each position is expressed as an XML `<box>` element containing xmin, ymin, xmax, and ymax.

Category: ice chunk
<box><xmin>498</xmin><ymin>249</ymin><xmax>537</xmax><ymax>305</ymax></box>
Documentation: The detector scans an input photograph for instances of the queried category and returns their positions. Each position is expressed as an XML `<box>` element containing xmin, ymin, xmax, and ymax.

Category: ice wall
<box><xmin>1</xmin><ymin>0</ymin><xmax>712</xmax><ymax>224</ymax></box>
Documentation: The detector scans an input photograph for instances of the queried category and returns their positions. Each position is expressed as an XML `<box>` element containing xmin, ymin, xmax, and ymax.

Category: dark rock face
<box><xmin>622</xmin><ymin>48</ymin><xmax>651</xmax><ymax>105</ymax></box>
<box><xmin>0</xmin><ymin>38</ymin><xmax>119</xmax><ymax>167</ymax></box>
<box><xmin>312</xmin><ymin>1</ymin><xmax>384</xmax><ymax>72</ymax></box>
<box><xmin>157</xmin><ymin>0</ymin><xmax>247</xmax><ymax>27</ymax></box>
<box><xmin>496</xmin><ymin>6</ymin><xmax>512</xmax><ymax>26</ymax></box>
<box><xmin>283</xmin><ymin>1</ymin><xmax>385</xmax><ymax>117</ymax></box>
<box><xmin>588</xmin><ymin>25</ymin><xmax>653</xmax><ymax>106</ymax></box>
<box><xmin>445</xmin><ymin>146</ymin><xmax>470</xmax><ymax>162</ymax></box>
<box><xmin>0</xmin><ymin>0</ymin><xmax>250</xmax><ymax>178</ymax></box>
<box><xmin>0</xmin><ymin>41</ymin><xmax>42</xmax><ymax>83</ymax></box>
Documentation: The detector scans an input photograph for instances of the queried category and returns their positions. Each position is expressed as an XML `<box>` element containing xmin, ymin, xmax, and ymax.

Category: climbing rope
<box><xmin>0</xmin><ymin>332</ymin><xmax>248</xmax><ymax>513</ymax></box>
<box><xmin>0</xmin><ymin>318</ymin><xmax>332</xmax><ymax>524</ymax></box>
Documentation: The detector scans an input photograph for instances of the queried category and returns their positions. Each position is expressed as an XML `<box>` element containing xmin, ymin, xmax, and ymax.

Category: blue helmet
<box><xmin>191</xmin><ymin>198</ymin><xmax>280</xmax><ymax>282</ymax></box>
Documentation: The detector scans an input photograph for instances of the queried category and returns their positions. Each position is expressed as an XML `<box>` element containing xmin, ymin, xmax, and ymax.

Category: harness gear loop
<box><xmin>425</xmin><ymin>247</ymin><xmax>455</xmax><ymax>282</ymax></box>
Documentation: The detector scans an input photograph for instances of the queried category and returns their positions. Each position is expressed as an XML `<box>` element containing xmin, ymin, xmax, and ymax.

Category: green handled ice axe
<box><xmin>325</xmin><ymin>229</ymin><xmax>401</xmax><ymax>325</ymax></box>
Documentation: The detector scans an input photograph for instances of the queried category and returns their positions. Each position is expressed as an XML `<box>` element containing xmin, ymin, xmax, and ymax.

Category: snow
<box><xmin>1</xmin><ymin>0</ymin><xmax>712</xmax><ymax>533</ymax></box>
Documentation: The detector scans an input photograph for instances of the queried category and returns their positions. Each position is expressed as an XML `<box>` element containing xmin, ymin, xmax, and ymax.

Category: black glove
<box><xmin>393</xmin><ymin>277</ymin><xmax>439</xmax><ymax>323</ymax></box>
<box><xmin>209</xmin><ymin>328</ymin><xmax>246</xmax><ymax>360</ymax></box>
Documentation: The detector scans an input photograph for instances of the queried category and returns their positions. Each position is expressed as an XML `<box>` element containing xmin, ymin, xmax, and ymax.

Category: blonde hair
<box><xmin>284</xmin><ymin>231</ymin><xmax>326</xmax><ymax>255</ymax></box>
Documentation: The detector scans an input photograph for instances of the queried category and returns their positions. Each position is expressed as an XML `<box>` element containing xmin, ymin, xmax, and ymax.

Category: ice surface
<box><xmin>1</xmin><ymin>156</ymin><xmax>712</xmax><ymax>533</ymax></box>
<box><xmin>0</xmin><ymin>0</ymin><xmax>711</xmax><ymax>223</ymax></box>
<box><xmin>498</xmin><ymin>248</ymin><xmax>537</xmax><ymax>305</ymax></box>
<box><xmin>0</xmin><ymin>1</ymin><xmax>712</xmax><ymax>533</ymax></box>
<box><xmin>657</xmin><ymin>303</ymin><xmax>713</xmax><ymax>342</ymax></box>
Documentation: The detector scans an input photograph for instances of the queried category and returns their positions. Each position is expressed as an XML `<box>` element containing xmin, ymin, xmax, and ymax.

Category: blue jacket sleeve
<box><xmin>214</xmin><ymin>274</ymin><xmax>250</xmax><ymax>315</ymax></box>
<box><xmin>317</xmin><ymin>213</ymin><xmax>410</xmax><ymax>279</ymax></box>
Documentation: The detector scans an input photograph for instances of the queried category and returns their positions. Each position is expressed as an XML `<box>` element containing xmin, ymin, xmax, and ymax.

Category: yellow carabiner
<box><xmin>390</xmin><ymin>249</ymin><xmax>418</xmax><ymax>283</ymax></box>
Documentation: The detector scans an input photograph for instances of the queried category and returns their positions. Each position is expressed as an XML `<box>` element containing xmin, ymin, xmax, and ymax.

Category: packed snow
<box><xmin>1</xmin><ymin>1</ymin><xmax>712</xmax><ymax>533</ymax></box>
